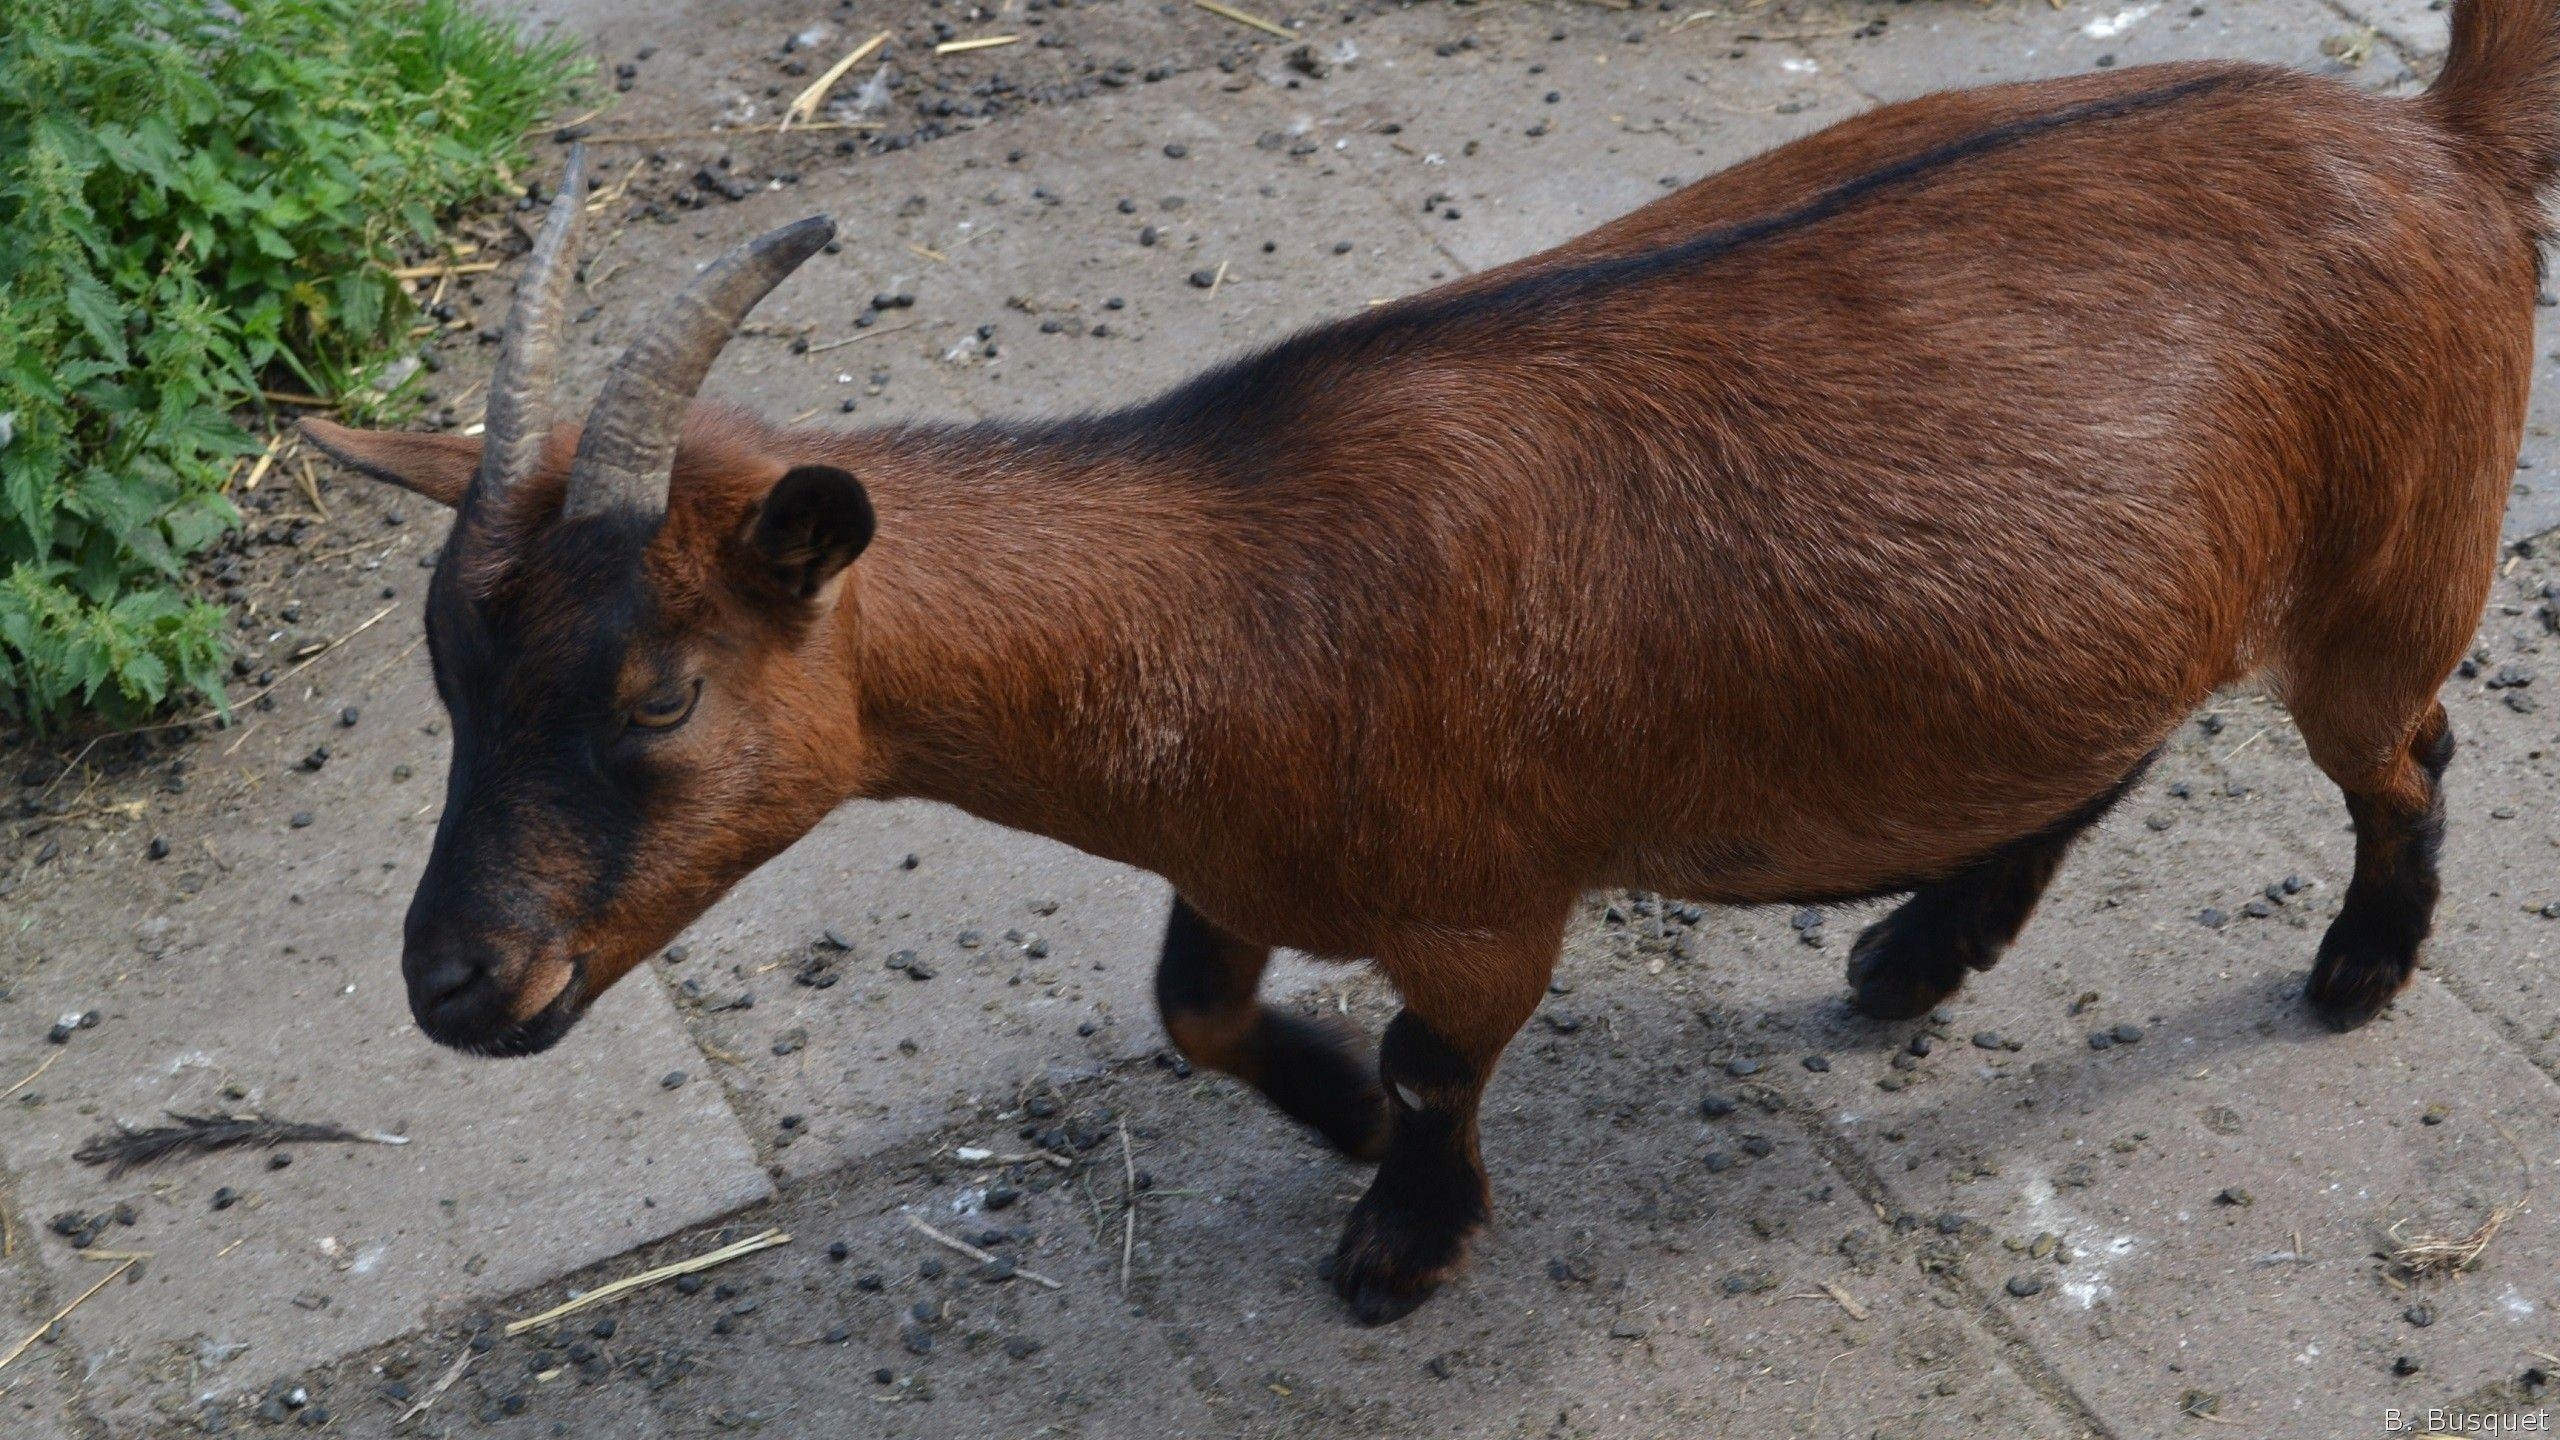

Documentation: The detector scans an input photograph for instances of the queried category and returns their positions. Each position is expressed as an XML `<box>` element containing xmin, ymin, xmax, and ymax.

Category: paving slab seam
<box><xmin>1793</xmin><ymin>38</ymin><xmax>1891</xmax><ymax>111</ymax></box>
<box><xmin>1331</xmin><ymin>151</ymin><xmax>1482</xmax><ymax>283</ymax></box>
<box><xmin>2313</xmin><ymin>0</ymin><xmax>2429</xmax><ymax>70</ymax></box>
<box><xmin>2415</xmin><ymin>965</ymin><xmax>2560</xmax><ymax>1090</ymax></box>
<box><xmin>1772</xmin><ymin>1086</ymin><xmax>2123</xmax><ymax>1440</ymax></box>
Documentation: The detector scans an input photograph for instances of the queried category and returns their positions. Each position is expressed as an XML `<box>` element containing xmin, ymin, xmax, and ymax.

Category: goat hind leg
<box><xmin>1155</xmin><ymin>896</ymin><xmax>1388</xmax><ymax>1160</ymax></box>
<box><xmin>1846</xmin><ymin>754</ymin><xmax>2156</xmax><ymax>1021</ymax></box>
<box><xmin>2304</xmin><ymin>703</ymin><xmax>2452</xmax><ymax>1031</ymax></box>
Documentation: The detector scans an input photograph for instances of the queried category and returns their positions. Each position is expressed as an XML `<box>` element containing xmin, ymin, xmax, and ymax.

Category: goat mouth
<box><xmin>448</xmin><ymin>959</ymin><xmax>590</xmax><ymax>1059</ymax></box>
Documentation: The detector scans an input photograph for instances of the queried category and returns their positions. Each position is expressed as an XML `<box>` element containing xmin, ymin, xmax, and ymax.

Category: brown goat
<box><xmin>302</xmin><ymin>0</ymin><xmax>2560</xmax><ymax>1323</ymax></box>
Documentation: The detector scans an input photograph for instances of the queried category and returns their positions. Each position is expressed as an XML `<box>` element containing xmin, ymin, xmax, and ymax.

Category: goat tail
<box><xmin>2429</xmin><ymin>0</ymin><xmax>2560</xmax><ymax>198</ymax></box>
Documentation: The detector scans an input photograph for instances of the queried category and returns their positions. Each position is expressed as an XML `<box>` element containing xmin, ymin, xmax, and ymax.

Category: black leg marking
<box><xmin>1155</xmin><ymin>898</ymin><xmax>1387</xmax><ymax>1159</ymax></box>
<box><xmin>1846</xmin><ymin>754</ymin><xmax>2157</xmax><ymax>1021</ymax></box>
<box><xmin>2307</xmin><ymin>714</ymin><xmax>2451</xmax><ymax>1032</ymax></box>
<box><xmin>1253</xmin><ymin>1011</ymin><xmax>1392</xmax><ymax>1160</ymax></box>
<box><xmin>1326</xmin><ymin>1011</ymin><xmax>1492</xmax><ymax>1325</ymax></box>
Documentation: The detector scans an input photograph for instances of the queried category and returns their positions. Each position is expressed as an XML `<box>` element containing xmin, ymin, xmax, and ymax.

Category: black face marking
<box><xmin>402</xmin><ymin>509</ymin><xmax>665</xmax><ymax>1053</ymax></box>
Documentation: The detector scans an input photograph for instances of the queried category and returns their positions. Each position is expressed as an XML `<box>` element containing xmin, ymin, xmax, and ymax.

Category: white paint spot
<box><xmin>1780</xmin><ymin>56</ymin><xmax>1818</xmax><ymax>74</ymax></box>
<box><xmin>2083</xmin><ymin>3</ymin><xmax>2156</xmax><ymax>38</ymax></box>
<box><xmin>2502</xmin><ymin>1286</ymin><xmax>2538</xmax><ymax>1318</ymax></box>
<box><xmin>2017</xmin><ymin>1171</ymin><xmax>2143</xmax><ymax>1309</ymax></box>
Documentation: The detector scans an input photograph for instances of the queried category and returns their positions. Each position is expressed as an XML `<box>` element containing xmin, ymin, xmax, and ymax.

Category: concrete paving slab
<box><xmin>1806</xmin><ymin>0</ymin><xmax>2419</xmax><ymax>95</ymax></box>
<box><xmin>1316</xmin><ymin>9</ymin><xmax>1873</xmax><ymax>273</ymax></box>
<box><xmin>257</xmin><ymin>968</ymin><xmax>2097</xmax><ymax>1440</ymax></box>
<box><xmin>0</xmin><ymin>961</ymin><xmax>767</xmax><ymax>1431</ymax></box>
<box><xmin>847</xmin><ymin>81</ymin><xmax>1476</xmax><ymax>420</ymax></box>
<box><xmin>0</xmin><ymin>617</ymin><xmax>769</xmax><ymax>1427</ymax></box>
<box><xmin>645</xmin><ymin>802</ymin><xmax>1170</xmax><ymax>1178</ymax></box>
<box><xmin>1644</xmin><ymin>701</ymin><xmax>2560</xmax><ymax>1437</ymax></box>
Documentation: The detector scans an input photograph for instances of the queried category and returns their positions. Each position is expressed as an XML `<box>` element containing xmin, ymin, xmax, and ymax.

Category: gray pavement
<box><xmin>5</xmin><ymin>0</ymin><xmax>2560</xmax><ymax>1435</ymax></box>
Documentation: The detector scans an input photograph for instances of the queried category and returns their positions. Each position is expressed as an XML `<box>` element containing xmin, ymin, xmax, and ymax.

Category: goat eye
<box><xmin>628</xmin><ymin>678</ymin><xmax>701</xmax><ymax>731</ymax></box>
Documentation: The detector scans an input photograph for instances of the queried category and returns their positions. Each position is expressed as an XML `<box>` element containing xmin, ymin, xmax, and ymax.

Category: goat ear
<box><xmin>744</xmin><ymin>464</ymin><xmax>875</xmax><ymax>603</ymax></box>
<box><xmin>297</xmin><ymin>419</ymin><xmax>479</xmax><ymax>508</ymax></box>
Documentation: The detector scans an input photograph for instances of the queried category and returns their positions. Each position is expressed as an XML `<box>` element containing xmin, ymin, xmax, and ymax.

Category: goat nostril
<box><xmin>412</xmin><ymin>949</ymin><xmax>494</xmax><ymax>1009</ymax></box>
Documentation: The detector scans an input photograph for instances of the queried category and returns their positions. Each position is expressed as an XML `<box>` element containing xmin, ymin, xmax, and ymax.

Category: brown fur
<box><xmin>307</xmin><ymin>5</ymin><xmax>2560</xmax><ymax>1320</ymax></box>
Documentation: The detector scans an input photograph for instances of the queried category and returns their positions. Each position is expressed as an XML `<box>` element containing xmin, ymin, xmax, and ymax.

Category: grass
<box><xmin>0</xmin><ymin>0</ymin><xmax>586</xmax><ymax>726</ymax></box>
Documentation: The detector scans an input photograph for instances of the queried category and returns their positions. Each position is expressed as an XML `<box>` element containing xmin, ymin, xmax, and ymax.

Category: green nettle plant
<box><xmin>0</xmin><ymin>0</ymin><xmax>583</xmax><ymax>725</ymax></box>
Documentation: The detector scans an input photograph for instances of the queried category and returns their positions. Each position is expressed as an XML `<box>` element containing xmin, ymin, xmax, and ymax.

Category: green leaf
<box><xmin>61</xmin><ymin>271</ymin><xmax>128</xmax><ymax>365</ymax></box>
<box><xmin>0</xmin><ymin>0</ymin><xmax>583</xmax><ymax>723</ymax></box>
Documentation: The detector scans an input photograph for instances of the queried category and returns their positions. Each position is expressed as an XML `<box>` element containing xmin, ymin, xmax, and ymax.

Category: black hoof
<box><xmin>1844</xmin><ymin>913</ymin><xmax>1967</xmax><ymax>1021</ymax></box>
<box><xmin>2305</xmin><ymin>944</ymin><xmax>2410</xmax><ymax>1032</ymax></box>
<box><xmin>1325</xmin><ymin>1188</ymin><xmax>1481</xmax><ymax>1325</ymax></box>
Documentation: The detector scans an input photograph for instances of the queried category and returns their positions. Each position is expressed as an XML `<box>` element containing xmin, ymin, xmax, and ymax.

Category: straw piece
<box><xmin>1190</xmin><ymin>0</ymin><xmax>1293</xmax><ymax>38</ymax></box>
<box><xmin>1</xmin><ymin>1051</ymin><xmax>60</xmax><ymax>1103</ymax></box>
<box><xmin>388</xmin><ymin>261</ymin><xmax>501</xmax><ymax>281</ymax></box>
<box><xmin>2386</xmin><ymin>1205</ymin><xmax>2514</xmax><ymax>1282</ymax></box>
<box><xmin>1820</xmin><ymin>1281</ymin><xmax>1869</xmax><ymax>1321</ymax></box>
<box><xmin>295</xmin><ymin>456</ymin><xmax>331</xmax><ymax>522</ymax></box>
<box><xmin>805</xmin><ymin>319</ymin><xmax>921</xmax><ymax>353</ymax></box>
<box><xmin>936</xmin><ymin>35</ymin><xmax>1021</xmax><ymax>54</ymax></box>
<box><xmin>903</xmin><ymin>1211</ymin><xmax>1064</xmax><ymax>1289</ymax></box>
<box><xmin>394</xmin><ymin>1344</ymin><xmax>474</xmax><ymax>1425</ymax></box>
<box><xmin>784</xmin><ymin>31</ymin><xmax>893</xmax><ymax>129</ymax></box>
<box><xmin>0</xmin><ymin>1257</ymin><xmax>136</xmax><ymax>1373</ymax></box>
<box><xmin>585</xmin><ymin>158</ymin><xmax>646</xmax><ymax>214</ymax></box>
<box><xmin>240</xmin><ymin>429</ymin><xmax>289</xmax><ymax>493</ymax></box>
<box><xmin>505</xmin><ymin>1229</ymin><xmax>790</xmax><ymax>1335</ymax></box>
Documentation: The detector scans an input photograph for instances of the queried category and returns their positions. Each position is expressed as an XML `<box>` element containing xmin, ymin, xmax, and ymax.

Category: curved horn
<box><xmin>473</xmin><ymin>144</ymin><xmax>590</xmax><ymax>509</ymax></box>
<box><xmin>562</xmin><ymin>215</ymin><xmax>837</xmax><ymax>520</ymax></box>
